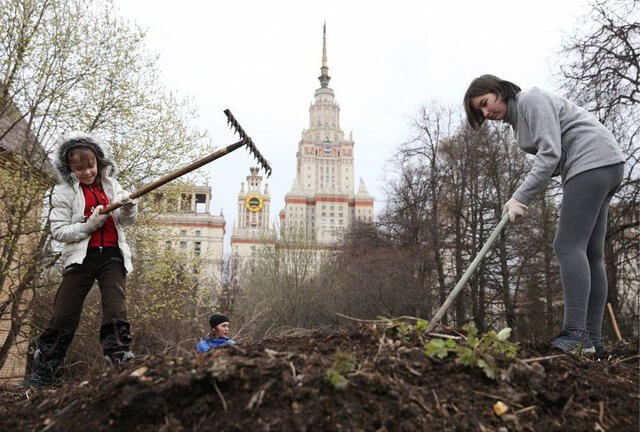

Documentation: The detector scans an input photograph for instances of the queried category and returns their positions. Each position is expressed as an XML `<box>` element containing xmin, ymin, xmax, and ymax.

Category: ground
<box><xmin>0</xmin><ymin>324</ymin><xmax>638</xmax><ymax>432</ymax></box>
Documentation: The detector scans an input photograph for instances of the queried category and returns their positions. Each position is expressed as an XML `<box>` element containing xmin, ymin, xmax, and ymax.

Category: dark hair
<box><xmin>209</xmin><ymin>314</ymin><xmax>229</xmax><ymax>328</ymax></box>
<box><xmin>463</xmin><ymin>74</ymin><xmax>521</xmax><ymax>130</ymax></box>
<box><xmin>67</xmin><ymin>144</ymin><xmax>102</xmax><ymax>182</ymax></box>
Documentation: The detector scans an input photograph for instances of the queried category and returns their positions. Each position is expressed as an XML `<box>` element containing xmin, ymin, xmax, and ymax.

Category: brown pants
<box><xmin>38</xmin><ymin>247</ymin><xmax>131</xmax><ymax>358</ymax></box>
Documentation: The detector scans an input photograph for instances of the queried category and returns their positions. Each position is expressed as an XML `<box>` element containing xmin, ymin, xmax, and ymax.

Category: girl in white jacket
<box><xmin>23</xmin><ymin>132</ymin><xmax>138</xmax><ymax>388</ymax></box>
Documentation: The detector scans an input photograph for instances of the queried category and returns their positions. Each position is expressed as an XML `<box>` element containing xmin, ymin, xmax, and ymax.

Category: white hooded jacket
<box><xmin>49</xmin><ymin>132</ymin><xmax>137</xmax><ymax>273</ymax></box>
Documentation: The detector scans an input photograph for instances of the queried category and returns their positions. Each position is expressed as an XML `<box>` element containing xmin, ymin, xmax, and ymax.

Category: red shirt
<box><xmin>81</xmin><ymin>182</ymin><xmax>118</xmax><ymax>248</ymax></box>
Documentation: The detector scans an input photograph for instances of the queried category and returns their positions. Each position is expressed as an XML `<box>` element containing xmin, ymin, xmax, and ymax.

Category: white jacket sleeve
<box><xmin>49</xmin><ymin>186</ymin><xmax>91</xmax><ymax>243</ymax></box>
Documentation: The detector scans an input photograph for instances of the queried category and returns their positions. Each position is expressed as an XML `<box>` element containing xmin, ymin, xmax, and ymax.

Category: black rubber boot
<box><xmin>100</xmin><ymin>319</ymin><xmax>133</xmax><ymax>365</ymax></box>
<box><xmin>21</xmin><ymin>357</ymin><xmax>60</xmax><ymax>389</ymax></box>
<box><xmin>21</xmin><ymin>328</ymin><xmax>74</xmax><ymax>389</ymax></box>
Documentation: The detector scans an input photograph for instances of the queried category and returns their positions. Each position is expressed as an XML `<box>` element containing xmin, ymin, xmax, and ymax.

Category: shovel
<box><xmin>426</xmin><ymin>212</ymin><xmax>510</xmax><ymax>332</ymax></box>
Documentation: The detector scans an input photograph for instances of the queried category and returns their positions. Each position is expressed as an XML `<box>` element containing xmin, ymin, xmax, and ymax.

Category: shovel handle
<box><xmin>426</xmin><ymin>212</ymin><xmax>510</xmax><ymax>332</ymax></box>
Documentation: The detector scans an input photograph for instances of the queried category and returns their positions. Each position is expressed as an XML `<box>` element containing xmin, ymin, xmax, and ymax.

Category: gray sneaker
<box><xmin>591</xmin><ymin>340</ymin><xmax>609</xmax><ymax>359</ymax></box>
<box><xmin>551</xmin><ymin>329</ymin><xmax>596</xmax><ymax>355</ymax></box>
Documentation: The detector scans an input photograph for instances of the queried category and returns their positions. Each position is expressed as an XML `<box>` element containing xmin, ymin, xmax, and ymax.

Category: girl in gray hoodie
<box><xmin>463</xmin><ymin>74</ymin><xmax>625</xmax><ymax>356</ymax></box>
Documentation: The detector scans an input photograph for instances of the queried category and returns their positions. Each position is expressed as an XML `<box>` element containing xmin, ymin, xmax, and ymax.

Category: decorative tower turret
<box><xmin>231</xmin><ymin>167</ymin><xmax>275</xmax><ymax>263</ymax></box>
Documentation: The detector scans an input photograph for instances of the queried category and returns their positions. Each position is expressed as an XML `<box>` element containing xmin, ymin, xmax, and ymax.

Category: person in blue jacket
<box><xmin>196</xmin><ymin>314</ymin><xmax>236</xmax><ymax>353</ymax></box>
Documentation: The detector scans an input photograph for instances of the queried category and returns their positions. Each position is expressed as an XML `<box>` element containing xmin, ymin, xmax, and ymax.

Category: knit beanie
<box><xmin>209</xmin><ymin>314</ymin><xmax>229</xmax><ymax>328</ymax></box>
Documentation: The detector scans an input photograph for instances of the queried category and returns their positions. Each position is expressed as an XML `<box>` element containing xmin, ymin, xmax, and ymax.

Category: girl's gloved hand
<box><xmin>503</xmin><ymin>197</ymin><xmax>527</xmax><ymax>222</ymax></box>
<box><xmin>83</xmin><ymin>205</ymin><xmax>109</xmax><ymax>232</ymax></box>
<box><xmin>117</xmin><ymin>193</ymin><xmax>139</xmax><ymax>210</ymax></box>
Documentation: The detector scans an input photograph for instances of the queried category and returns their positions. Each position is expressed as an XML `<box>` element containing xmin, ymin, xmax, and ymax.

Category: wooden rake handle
<box><xmin>98</xmin><ymin>109</ymin><xmax>272</xmax><ymax>215</ymax></box>
<box><xmin>426</xmin><ymin>212</ymin><xmax>510</xmax><ymax>332</ymax></box>
<box><xmin>99</xmin><ymin>139</ymin><xmax>245</xmax><ymax>214</ymax></box>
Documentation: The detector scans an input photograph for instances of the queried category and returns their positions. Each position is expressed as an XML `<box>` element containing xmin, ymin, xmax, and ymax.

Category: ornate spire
<box><xmin>318</xmin><ymin>22</ymin><xmax>331</xmax><ymax>88</ymax></box>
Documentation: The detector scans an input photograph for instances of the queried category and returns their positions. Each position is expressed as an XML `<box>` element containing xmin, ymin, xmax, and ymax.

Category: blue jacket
<box><xmin>195</xmin><ymin>336</ymin><xmax>236</xmax><ymax>353</ymax></box>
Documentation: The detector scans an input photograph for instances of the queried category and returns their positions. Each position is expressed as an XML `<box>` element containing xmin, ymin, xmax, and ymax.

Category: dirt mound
<box><xmin>0</xmin><ymin>327</ymin><xmax>638</xmax><ymax>431</ymax></box>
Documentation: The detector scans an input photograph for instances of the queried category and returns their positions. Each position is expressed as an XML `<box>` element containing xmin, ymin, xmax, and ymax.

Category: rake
<box><xmin>99</xmin><ymin>109</ymin><xmax>271</xmax><ymax>215</ymax></box>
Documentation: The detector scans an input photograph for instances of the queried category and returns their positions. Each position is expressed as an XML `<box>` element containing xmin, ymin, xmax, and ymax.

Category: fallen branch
<box><xmin>514</xmin><ymin>405</ymin><xmax>537</xmax><ymax>415</ymax></box>
<box><xmin>520</xmin><ymin>354</ymin><xmax>566</xmax><ymax>363</ymax></box>
<box><xmin>607</xmin><ymin>303</ymin><xmax>623</xmax><ymax>342</ymax></box>
<box><xmin>612</xmin><ymin>355</ymin><xmax>640</xmax><ymax>366</ymax></box>
<box><xmin>598</xmin><ymin>401</ymin><xmax>607</xmax><ymax>429</ymax></box>
<box><xmin>427</xmin><ymin>333</ymin><xmax>462</xmax><ymax>341</ymax></box>
<box><xmin>335</xmin><ymin>312</ymin><xmax>461</xmax><ymax>340</ymax></box>
<box><xmin>409</xmin><ymin>395</ymin><xmax>433</xmax><ymax>414</ymax></box>
<box><xmin>213</xmin><ymin>380</ymin><xmax>228</xmax><ymax>413</ymax></box>
<box><xmin>432</xmin><ymin>389</ymin><xmax>442</xmax><ymax>414</ymax></box>
<box><xmin>335</xmin><ymin>313</ymin><xmax>382</xmax><ymax>323</ymax></box>
<box><xmin>335</xmin><ymin>312</ymin><xmax>427</xmax><ymax>324</ymax></box>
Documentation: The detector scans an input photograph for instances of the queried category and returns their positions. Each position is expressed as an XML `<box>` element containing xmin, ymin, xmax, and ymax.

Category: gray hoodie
<box><xmin>504</xmin><ymin>87</ymin><xmax>625</xmax><ymax>205</ymax></box>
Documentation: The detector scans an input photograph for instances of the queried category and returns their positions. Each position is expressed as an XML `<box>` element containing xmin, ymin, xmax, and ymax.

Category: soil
<box><xmin>0</xmin><ymin>325</ymin><xmax>638</xmax><ymax>432</ymax></box>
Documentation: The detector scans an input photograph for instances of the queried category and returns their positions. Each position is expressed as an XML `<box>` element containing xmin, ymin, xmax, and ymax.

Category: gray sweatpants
<box><xmin>554</xmin><ymin>163</ymin><xmax>624</xmax><ymax>342</ymax></box>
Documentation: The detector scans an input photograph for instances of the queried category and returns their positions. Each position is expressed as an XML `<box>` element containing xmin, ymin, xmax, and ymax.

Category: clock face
<box><xmin>323</xmin><ymin>137</ymin><xmax>332</xmax><ymax>153</ymax></box>
<box><xmin>245</xmin><ymin>195</ymin><xmax>263</xmax><ymax>212</ymax></box>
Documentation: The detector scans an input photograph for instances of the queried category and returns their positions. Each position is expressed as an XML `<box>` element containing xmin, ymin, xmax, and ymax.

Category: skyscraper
<box><xmin>279</xmin><ymin>23</ymin><xmax>374</xmax><ymax>244</ymax></box>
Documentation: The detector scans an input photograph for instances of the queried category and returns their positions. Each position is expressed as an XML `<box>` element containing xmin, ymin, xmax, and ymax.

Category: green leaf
<box><xmin>416</xmin><ymin>320</ymin><xmax>428</xmax><ymax>332</ymax></box>
<box><xmin>430</xmin><ymin>338</ymin><xmax>446</xmax><ymax>348</ymax></box>
<box><xmin>445</xmin><ymin>338</ymin><xmax>458</xmax><ymax>349</ymax></box>
<box><xmin>424</xmin><ymin>339</ymin><xmax>450</xmax><ymax>359</ymax></box>
<box><xmin>463</xmin><ymin>322</ymin><xmax>478</xmax><ymax>337</ymax></box>
<box><xmin>326</xmin><ymin>369</ymin><xmax>349</xmax><ymax>391</ymax></box>
<box><xmin>496</xmin><ymin>327</ymin><xmax>512</xmax><ymax>341</ymax></box>
<box><xmin>477</xmin><ymin>359</ymin><xmax>497</xmax><ymax>380</ymax></box>
<box><xmin>457</xmin><ymin>347</ymin><xmax>475</xmax><ymax>366</ymax></box>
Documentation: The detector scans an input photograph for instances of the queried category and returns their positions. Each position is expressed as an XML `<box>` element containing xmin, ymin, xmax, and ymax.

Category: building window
<box><xmin>180</xmin><ymin>241</ymin><xmax>187</xmax><ymax>249</ymax></box>
<box><xmin>195</xmin><ymin>194</ymin><xmax>207</xmax><ymax>213</ymax></box>
<box><xmin>165</xmin><ymin>240</ymin><xmax>171</xmax><ymax>248</ymax></box>
<box><xmin>195</xmin><ymin>230</ymin><xmax>201</xmax><ymax>237</ymax></box>
<box><xmin>194</xmin><ymin>241</ymin><xmax>201</xmax><ymax>255</ymax></box>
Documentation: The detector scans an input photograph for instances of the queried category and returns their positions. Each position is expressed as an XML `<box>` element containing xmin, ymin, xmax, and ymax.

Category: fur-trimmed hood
<box><xmin>54</xmin><ymin>131</ymin><xmax>117</xmax><ymax>184</ymax></box>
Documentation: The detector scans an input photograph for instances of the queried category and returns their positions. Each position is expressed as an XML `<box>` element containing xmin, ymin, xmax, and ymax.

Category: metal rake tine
<box><xmin>224</xmin><ymin>109</ymin><xmax>248</xmax><ymax>139</ymax></box>
<box><xmin>224</xmin><ymin>109</ymin><xmax>272</xmax><ymax>177</ymax></box>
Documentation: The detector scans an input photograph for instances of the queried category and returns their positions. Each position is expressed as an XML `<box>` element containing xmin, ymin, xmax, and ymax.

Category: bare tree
<box><xmin>382</xmin><ymin>103</ymin><xmax>457</xmax><ymax>320</ymax></box>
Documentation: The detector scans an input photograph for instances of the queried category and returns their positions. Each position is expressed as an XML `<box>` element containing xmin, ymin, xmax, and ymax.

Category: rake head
<box><xmin>224</xmin><ymin>109</ymin><xmax>272</xmax><ymax>177</ymax></box>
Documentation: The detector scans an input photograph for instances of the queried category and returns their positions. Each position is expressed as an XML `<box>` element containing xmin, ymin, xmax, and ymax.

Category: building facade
<box><xmin>279</xmin><ymin>24</ymin><xmax>374</xmax><ymax>244</ymax></box>
<box><xmin>156</xmin><ymin>186</ymin><xmax>226</xmax><ymax>284</ymax></box>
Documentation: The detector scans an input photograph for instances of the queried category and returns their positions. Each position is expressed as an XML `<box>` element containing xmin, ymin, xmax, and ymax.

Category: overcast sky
<box><xmin>113</xmin><ymin>0</ymin><xmax>592</xmax><ymax>244</ymax></box>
